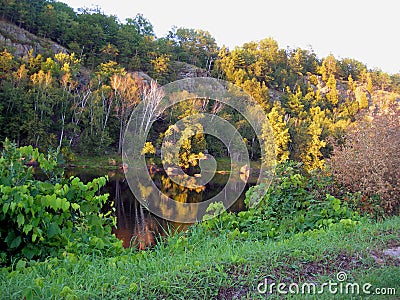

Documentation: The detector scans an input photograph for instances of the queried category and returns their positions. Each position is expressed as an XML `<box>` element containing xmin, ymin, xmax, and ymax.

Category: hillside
<box><xmin>1</xmin><ymin>18</ymin><xmax>397</xmax><ymax>109</ymax></box>
<box><xmin>0</xmin><ymin>20</ymin><xmax>67</xmax><ymax>58</ymax></box>
<box><xmin>0</xmin><ymin>1</ymin><xmax>399</xmax><ymax>299</ymax></box>
<box><xmin>0</xmin><ymin>0</ymin><xmax>399</xmax><ymax>165</ymax></box>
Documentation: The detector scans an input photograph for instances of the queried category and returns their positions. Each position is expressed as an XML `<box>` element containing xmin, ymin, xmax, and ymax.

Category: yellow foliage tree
<box><xmin>301</xmin><ymin>107</ymin><xmax>327</xmax><ymax>171</ymax></box>
<box><xmin>326</xmin><ymin>74</ymin><xmax>339</xmax><ymax>106</ymax></box>
<box><xmin>266</xmin><ymin>102</ymin><xmax>291</xmax><ymax>163</ymax></box>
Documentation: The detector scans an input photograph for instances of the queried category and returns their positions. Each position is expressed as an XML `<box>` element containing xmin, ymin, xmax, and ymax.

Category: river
<box><xmin>65</xmin><ymin>168</ymin><xmax>257</xmax><ymax>250</ymax></box>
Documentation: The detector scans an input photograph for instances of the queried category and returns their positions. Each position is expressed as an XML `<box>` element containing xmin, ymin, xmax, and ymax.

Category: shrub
<box><xmin>202</xmin><ymin>161</ymin><xmax>360</xmax><ymax>239</ymax></box>
<box><xmin>328</xmin><ymin>104</ymin><xmax>400</xmax><ymax>216</ymax></box>
<box><xmin>0</xmin><ymin>139</ymin><xmax>123</xmax><ymax>264</ymax></box>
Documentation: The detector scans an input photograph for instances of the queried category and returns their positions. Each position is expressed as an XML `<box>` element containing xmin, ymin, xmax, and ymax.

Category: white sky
<box><xmin>62</xmin><ymin>0</ymin><xmax>399</xmax><ymax>74</ymax></box>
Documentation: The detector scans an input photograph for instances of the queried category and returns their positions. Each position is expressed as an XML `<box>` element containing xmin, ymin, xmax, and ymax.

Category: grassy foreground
<box><xmin>1</xmin><ymin>217</ymin><xmax>399</xmax><ymax>299</ymax></box>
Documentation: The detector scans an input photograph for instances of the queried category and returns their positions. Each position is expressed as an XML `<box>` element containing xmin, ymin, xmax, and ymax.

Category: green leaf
<box><xmin>96</xmin><ymin>238</ymin><xmax>105</xmax><ymax>249</ymax></box>
<box><xmin>17</xmin><ymin>214</ymin><xmax>25</xmax><ymax>227</ymax></box>
<box><xmin>61</xmin><ymin>200</ymin><xmax>70</xmax><ymax>212</ymax></box>
<box><xmin>23</xmin><ymin>224</ymin><xmax>33</xmax><ymax>234</ymax></box>
<box><xmin>2</xmin><ymin>202</ymin><xmax>9</xmax><ymax>214</ymax></box>
<box><xmin>71</xmin><ymin>203</ymin><xmax>80</xmax><ymax>210</ymax></box>
<box><xmin>42</xmin><ymin>194</ymin><xmax>56</xmax><ymax>208</ymax></box>
<box><xmin>22</xmin><ymin>245</ymin><xmax>40</xmax><ymax>259</ymax></box>
<box><xmin>16</xmin><ymin>259</ymin><xmax>27</xmax><ymax>270</ymax></box>
<box><xmin>40</xmin><ymin>182</ymin><xmax>54</xmax><ymax>193</ymax></box>
<box><xmin>55</xmin><ymin>198</ymin><xmax>62</xmax><ymax>210</ymax></box>
<box><xmin>9</xmin><ymin>235</ymin><xmax>22</xmax><ymax>248</ymax></box>
<box><xmin>47</xmin><ymin>223</ymin><xmax>60</xmax><ymax>238</ymax></box>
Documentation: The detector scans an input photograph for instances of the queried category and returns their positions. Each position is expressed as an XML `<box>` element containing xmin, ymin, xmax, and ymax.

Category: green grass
<box><xmin>1</xmin><ymin>217</ymin><xmax>399</xmax><ymax>299</ymax></box>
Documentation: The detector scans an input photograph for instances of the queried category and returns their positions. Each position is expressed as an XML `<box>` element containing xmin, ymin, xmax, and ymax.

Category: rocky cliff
<box><xmin>0</xmin><ymin>20</ymin><xmax>67</xmax><ymax>57</ymax></box>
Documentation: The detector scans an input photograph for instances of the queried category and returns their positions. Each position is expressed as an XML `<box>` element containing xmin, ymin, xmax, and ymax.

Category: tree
<box><xmin>370</xmin><ymin>69</ymin><xmax>392</xmax><ymax>91</ymax></box>
<box><xmin>29</xmin><ymin>68</ymin><xmax>56</xmax><ymax>147</ymax></box>
<box><xmin>162</xmin><ymin>120</ymin><xmax>206</xmax><ymax>170</ymax></box>
<box><xmin>287</xmin><ymin>48</ymin><xmax>318</xmax><ymax>87</ymax></box>
<box><xmin>320</xmin><ymin>54</ymin><xmax>338</xmax><ymax>82</ymax></box>
<box><xmin>110</xmin><ymin>73</ymin><xmax>143</xmax><ymax>154</ymax></box>
<box><xmin>53</xmin><ymin>53</ymin><xmax>81</xmax><ymax>148</ymax></box>
<box><xmin>301</xmin><ymin>107</ymin><xmax>327</xmax><ymax>171</ymax></box>
<box><xmin>0</xmin><ymin>51</ymin><xmax>30</xmax><ymax>146</ymax></box>
<box><xmin>365</xmin><ymin>71</ymin><xmax>373</xmax><ymax>94</ymax></box>
<box><xmin>339</xmin><ymin>58</ymin><xmax>366</xmax><ymax>80</ymax></box>
<box><xmin>168</xmin><ymin>27</ymin><xmax>218</xmax><ymax>70</ymax></box>
<box><xmin>66</xmin><ymin>12</ymin><xmax>119</xmax><ymax>68</ymax></box>
<box><xmin>241</xmin><ymin>78</ymin><xmax>270</xmax><ymax>111</ymax></box>
<box><xmin>138</xmin><ymin>80</ymin><xmax>165</xmax><ymax>135</ymax></box>
<box><xmin>283</xmin><ymin>86</ymin><xmax>305</xmax><ymax>118</ymax></box>
<box><xmin>267</xmin><ymin>102</ymin><xmax>291</xmax><ymax>163</ymax></box>
<box><xmin>347</xmin><ymin>74</ymin><xmax>356</xmax><ymax>92</ymax></box>
<box><xmin>355</xmin><ymin>89</ymin><xmax>369</xmax><ymax>109</ymax></box>
<box><xmin>325</xmin><ymin>74</ymin><xmax>339</xmax><ymax>106</ymax></box>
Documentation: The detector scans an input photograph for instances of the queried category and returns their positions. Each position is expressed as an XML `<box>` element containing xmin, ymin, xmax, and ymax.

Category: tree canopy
<box><xmin>0</xmin><ymin>0</ymin><xmax>399</xmax><ymax>170</ymax></box>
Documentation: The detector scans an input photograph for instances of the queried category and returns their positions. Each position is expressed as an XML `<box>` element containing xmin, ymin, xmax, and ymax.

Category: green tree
<box><xmin>339</xmin><ymin>58</ymin><xmax>366</xmax><ymax>80</ymax></box>
<box><xmin>0</xmin><ymin>52</ymin><xmax>31</xmax><ymax>146</ymax></box>
<box><xmin>168</xmin><ymin>27</ymin><xmax>218</xmax><ymax>70</ymax></box>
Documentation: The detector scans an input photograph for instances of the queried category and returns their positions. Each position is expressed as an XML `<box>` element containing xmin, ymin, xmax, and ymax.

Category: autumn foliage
<box><xmin>328</xmin><ymin>105</ymin><xmax>400</xmax><ymax>215</ymax></box>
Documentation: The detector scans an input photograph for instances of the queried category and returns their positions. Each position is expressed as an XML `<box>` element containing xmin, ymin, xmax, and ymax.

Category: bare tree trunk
<box><xmin>59</xmin><ymin>113</ymin><xmax>65</xmax><ymax>148</ymax></box>
<box><xmin>118</xmin><ymin>117</ymin><xmax>124</xmax><ymax>155</ymax></box>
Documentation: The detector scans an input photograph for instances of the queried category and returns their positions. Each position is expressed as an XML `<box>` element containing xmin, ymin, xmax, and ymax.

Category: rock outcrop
<box><xmin>0</xmin><ymin>20</ymin><xmax>67</xmax><ymax>57</ymax></box>
<box><xmin>170</xmin><ymin>61</ymin><xmax>210</xmax><ymax>79</ymax></box>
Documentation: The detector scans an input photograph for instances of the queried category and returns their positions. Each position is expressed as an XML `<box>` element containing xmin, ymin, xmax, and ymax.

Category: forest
<box><xmin>0</xmin><ymin>1</ymin><xmax>399</xmax><ymax>299</ymax></box>
<box><xmin>1</xmin><ymin>0</ymin><xmax>399</xmax><ymax>168</ymax></box>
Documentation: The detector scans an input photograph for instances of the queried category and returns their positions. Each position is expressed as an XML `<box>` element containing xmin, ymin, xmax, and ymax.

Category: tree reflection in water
<box><xmin>65</xmin><ymin>169</ymin><xmax>255</xmax><ymax>250</ymax></box>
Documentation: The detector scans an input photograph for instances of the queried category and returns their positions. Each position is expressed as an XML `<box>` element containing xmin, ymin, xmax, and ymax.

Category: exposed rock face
<box><xmin>132</xmin><ymin>71</ymin><xmax>153</xmax><ymax>83</ymax></box>
<box><xmin>171</xmin><ymin>61</ymin><xmax>210</xmax><ymax>79</ymax></box>
<box><xmin>0</xmin><ymin>20</ymin><xmax>67</xmax><ymax>57</ymax></box>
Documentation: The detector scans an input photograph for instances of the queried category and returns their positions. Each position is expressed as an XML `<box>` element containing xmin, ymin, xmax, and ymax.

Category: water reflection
<box><xmin>112</xmin><ymin>177</ymin><xmax>168</xmax><ymax>249</ymax></box>
<box><xmin>65</xmin><ymin>168</ymin><xmax>255</xmax><ymax>249</ymax></box>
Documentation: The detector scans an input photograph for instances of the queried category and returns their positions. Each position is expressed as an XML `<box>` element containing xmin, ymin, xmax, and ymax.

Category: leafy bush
<box><xmin>328</xmin><ymin>105</ymin><xmax>400</xmax><ymax>216</ymax></box>
<box><xmin>0</xmin><ymin>140</ymin><xmax>123</xmax><ymax>264</ymax></box>
<box><xmin>202</xmin><ymin>161</ymin><xmax>360</xmax><ymax>239</ymax></box>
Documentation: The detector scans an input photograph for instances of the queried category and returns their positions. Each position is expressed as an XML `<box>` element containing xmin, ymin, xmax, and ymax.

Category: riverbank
<box><xmin>66</xmin><ymin>154</ymin><xmax>123</xmax><ymax>169</ymax></box>
<box><xmin>1</xmin><ymin>217</ymin><xmax>399</xmax><ymax>299</ymax></box>
<box><xmin>68</xmin><ymin>154</ymin><xmax>261</xmax><ymax>172</ymax></box>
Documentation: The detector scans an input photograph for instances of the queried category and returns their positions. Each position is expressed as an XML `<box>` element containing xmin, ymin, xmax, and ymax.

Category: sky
<box><xmin>62</xmin><ymin>0</ymin><xmax>399</xmax><ymax>74</ymax></box>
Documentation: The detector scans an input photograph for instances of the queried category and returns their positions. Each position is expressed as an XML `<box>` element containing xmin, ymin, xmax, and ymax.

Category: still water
<box><xmin>65</xmin><ymin>168</ymin><xmax>257</xmax><ymax>249</ymax></box>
